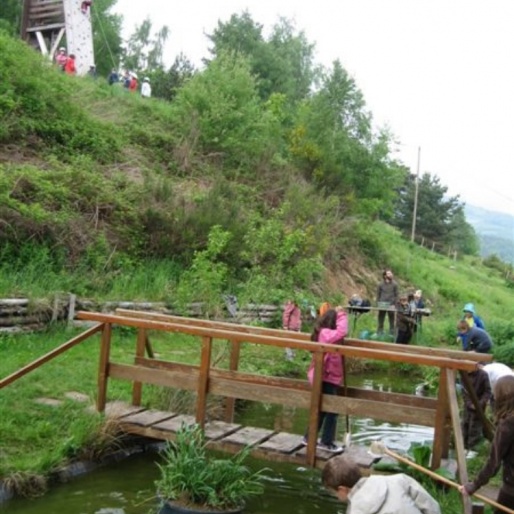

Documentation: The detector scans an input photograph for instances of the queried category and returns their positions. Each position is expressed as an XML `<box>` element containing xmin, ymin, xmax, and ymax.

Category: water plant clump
<box><xmin>155</xmin><ymin>425</ymin><xmax>266</xmax><ymax>511</ymax></box>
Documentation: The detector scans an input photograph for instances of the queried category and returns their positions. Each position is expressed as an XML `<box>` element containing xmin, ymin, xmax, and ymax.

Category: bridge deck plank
<box><xmin>105</xmin><ymin>403</ymin><xmax>382</xmax><ymax>469</ymax></box>
<box><xmin>121</xmin><ymin>409</ymin><xmax>176</xmax><ymax>427</ymax></box>
<box><xmin>259</xmin><ymin>432</ymin><xmax>304</xmax><ymax>453</ymax></box>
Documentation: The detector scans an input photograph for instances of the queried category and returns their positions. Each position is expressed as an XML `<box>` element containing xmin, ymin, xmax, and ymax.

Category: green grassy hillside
<box><xmin>1</xmin><ymin>31</ymin><xmax>514</xmax><ymax>363</ymax></box>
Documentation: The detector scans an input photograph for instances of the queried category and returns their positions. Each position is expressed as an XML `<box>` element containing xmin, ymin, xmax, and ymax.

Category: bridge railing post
<box><xmin>445</xmin><ymin>368</ymin><xmax>472</xmax><ymax>514</ymax></box>
<box><xmin>132</xmin><ymin>328</ymin><xmax>146</xmax><ymax>406</ymax></box>
<box><xmin>224</xmin><ymin>340</ymin><xmax>241</xmax><ymax>423</ymax></box>
<box><xmin>196</xmin><ymin>336</ymin><xmax>213</xmax><ymax>428</ymax></box>
<box><xmin>97</xmin><ymin>322</ymin><xmax>112</xmax><ymax>413</ymax></box>
<box><xmin>306</xmin><ymin>351</ymin><xmax>324</xmax><ymax>466</ymax></box>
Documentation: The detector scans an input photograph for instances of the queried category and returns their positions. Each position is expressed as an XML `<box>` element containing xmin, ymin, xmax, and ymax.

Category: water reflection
<box><xmin>240</xmin><ymin>370</ymin><xmax>434</xmax><ymax>452</ymax></box>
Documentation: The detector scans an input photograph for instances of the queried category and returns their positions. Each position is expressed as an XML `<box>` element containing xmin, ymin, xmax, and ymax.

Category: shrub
<box><xmin>155</xmin><ymin>425</ymin><xmax>266</xmax><ymax>511</ymax></box>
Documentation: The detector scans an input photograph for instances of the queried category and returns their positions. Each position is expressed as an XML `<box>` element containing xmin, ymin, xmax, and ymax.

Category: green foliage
<box><xmin>0</xmin><ymin>161</ymin><xmax>142</xmax><ymax>277</ymax></box>
<box><xmin>122</xmin><ymin>17</ymin><xmax>169</xmax><ymax>73</ymax></box>
<box><xmin>91</xmin><ymin>0</ymin><xmax>124</xmax><ymax>77</ymax></box>
<box><xmin>155</xmin><ymin>425</ymin><xmax>266</xmax><ymax>510</ymax></box>
<box><xmin>0</xmin><ymin>34</ymin><xmax>121</xmax><ymax>160</ymax></box>
<box><xmin>392</xmin><ymin>172</ymin><xmax>479</xmax><ymax>256</ymax></box>
<box><xmin>150</xmin><ymin>53</ymin><xmax>196</xmax><ymax>102</ymax></box>
<box><xmin>175</xmin><ymin>226</ymin><xmax>231</xmax><ymax>316</ymax></box>
<box><xmin>206</xmin><ymin>12</ymin><xmax>315</xmax><ymax>104</ymax></box>
<box><xmin>170</xmin><ymin>52</ymin><xmax>277</xmax><ymax>173</ymax></box>
<box><xmin>0</xmin><ymin>2</ymin><xmax>22</xmax><ymax>36</ymax></box>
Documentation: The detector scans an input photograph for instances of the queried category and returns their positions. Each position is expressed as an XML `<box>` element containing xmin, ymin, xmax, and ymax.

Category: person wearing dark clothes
<box><xmin>108</xmin><ymin>68</ymin><xmax>119</xmax><ymax>85</ymax></box>
<box><xmin>395</xmin><ymin>294</ymin><xmax>415</xmax><ymax>344</ymax></box>
<box><xmin>376</xmin><ymin>269</ymin><xmax>398</xmax><ymax>336</ymax></box>
<box><xmin>457</xmin><ymin>321</ymin><xmax>493</xmax><ymax>353</ymax></box>
<box><xmin>460</xmin><ymin>375</ymin><xmax>514</xmax><ymax>512</ymax></box>
<box><xmin>461</xmin><ymin>367</ymin><xmax>492</xmax><ymax>450</ymax></box>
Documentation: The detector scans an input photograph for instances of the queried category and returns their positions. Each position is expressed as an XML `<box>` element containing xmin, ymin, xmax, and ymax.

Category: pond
<box><xmin>0</xmin><ymin>371</ymin><xmax>432</xmax><ymax>514</ymax></box>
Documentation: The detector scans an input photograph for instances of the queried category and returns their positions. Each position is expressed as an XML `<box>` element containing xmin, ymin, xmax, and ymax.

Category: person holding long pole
<box><xmin>459</xmin><ymin>375</ymin><xmax>514</xmax><ymax>513</ymax></box>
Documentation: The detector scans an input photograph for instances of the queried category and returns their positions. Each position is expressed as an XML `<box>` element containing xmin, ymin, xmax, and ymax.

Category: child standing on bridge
<box><xmin>460</xmin><ymin>375</ymin><xmax>514</xmax><ymax>512</ymax></box>
<box><xmin>303</xmin><ymin>306</ymin><xmax>347</xmax><ymax>453</ymax></box>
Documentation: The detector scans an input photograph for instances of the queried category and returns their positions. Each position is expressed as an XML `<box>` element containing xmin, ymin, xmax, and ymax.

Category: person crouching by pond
<box><xmin>395</xmin><ymin>293</ymin><xmax>416</xmax><ymax>344</ymax></box>
<box><xmin>376</xmin><ymin>269</ymin><xmax>398</xmax><ymax>336</ymax></box>
<box><xmin>322</xmin><ymin>454</ymin><xmax>441</xmax><ymax>514</ymax></box>
<box><xmin>459</xmin><ymin>375</ymin><xmax>514</xmax><ymax>512</ymax></box>
<box><xmin>302</xmin><ymin>306</ymin><xmax>347</xmax><ymax>453</ymax></box>
<box><xmin>457</xmin><ymin>320</ymin><xmax>493</xmax><ymax>353</ymax></box>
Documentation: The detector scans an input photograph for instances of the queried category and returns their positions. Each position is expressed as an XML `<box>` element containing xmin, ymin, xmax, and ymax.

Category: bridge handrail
<box><xmin>0</xmin><ymin>323</ymin><xmax>103</xmax><ymax>389</ymax></box>
<box><xmin>78</xmin><ymin>311</ymin><xmax>478</xmax><ymax>371</ymax></box>
<box><xmin>114</xmin><ymin>308</ymin><xmax>491</xmax><ymax>364</ymax></box>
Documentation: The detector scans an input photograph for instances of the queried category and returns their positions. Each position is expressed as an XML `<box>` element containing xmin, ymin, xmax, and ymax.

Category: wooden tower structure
<box><xmin>21</xmin><ymin>0</ymin><xmax>94</xmax><ymax>75</ymax></box>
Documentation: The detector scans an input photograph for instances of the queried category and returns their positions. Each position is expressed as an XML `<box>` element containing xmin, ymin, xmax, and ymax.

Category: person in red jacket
<box><xmin>64</xmin><ymin>54</ymin><xmax>76</xmax><ymax>75</ymax></box>
<box><xmin>129</xmin><ymin>73</ymin><xmax>138</xmax><ymax>92</ymax></box>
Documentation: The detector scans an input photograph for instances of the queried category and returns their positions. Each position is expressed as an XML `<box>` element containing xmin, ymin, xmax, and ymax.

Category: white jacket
<box><xmin>347</xmin><ymin>474</ymin><xmax>441</xmax><ymax>514</ymax></box>
<box><xmin>141</xmin><ymin>82</ymin><xmax>152</xmax><ymax>98</ymax></box>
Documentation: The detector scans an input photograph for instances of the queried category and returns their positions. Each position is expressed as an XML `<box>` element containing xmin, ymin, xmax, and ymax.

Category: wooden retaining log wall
<box><xmin>0</xmin><ymin>295</ymin><xmax>280</xmax><ymax>333</ymax></box>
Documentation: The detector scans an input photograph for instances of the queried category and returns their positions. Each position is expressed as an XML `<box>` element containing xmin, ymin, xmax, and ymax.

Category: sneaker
<box><xmin>317</xmin><ymin>442</ymin><xmax>344</xmax><ymax>454</ymax></box>
<box><xmin>301</xmin><ymin>437</ymin><xmax>321</xmax><ymax>446</ymax></box>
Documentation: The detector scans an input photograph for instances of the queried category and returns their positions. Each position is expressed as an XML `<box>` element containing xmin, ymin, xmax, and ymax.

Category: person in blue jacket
<box><xmin>457</xmin><ymin>320</ymin><xmax>492</xmax><ymax>353</ymax></box>
<box><xmin>460</xmin><ymin>303</ymin><xmax>485</xmax><ymax>350</ymax></box>
<box><xmin>462</xmin><ymin>303</ymin><xmax>485</xmax><ymax>329</ymax></box>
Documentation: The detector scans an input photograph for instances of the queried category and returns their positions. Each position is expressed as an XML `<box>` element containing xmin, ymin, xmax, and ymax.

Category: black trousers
<box><xmin>377</xmin><ymin>309</ymin><xmax>395</xmax><ymax>333</ymax></box>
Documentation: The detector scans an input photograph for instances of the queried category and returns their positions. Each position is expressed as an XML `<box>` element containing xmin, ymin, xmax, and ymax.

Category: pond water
<box><xmin>1</xmin><ymin>371</ymin><xmax>432</xmax><ymax>514</ymax></box>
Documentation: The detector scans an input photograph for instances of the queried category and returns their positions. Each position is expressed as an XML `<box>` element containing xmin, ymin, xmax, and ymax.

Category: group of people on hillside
<box><xmin>53</xmin><ymin>50</ymin><xmax>152</xmax><ymax>98</ymax></box>
<box><xmin>281</xmin><ymin>268</ymin><xmax>514</xmax><ymax>513</ymax></box>
<box><xmin>108</xmin><ymin>69</ymin><xmax>152</xmax><ymax>97</ymax></box>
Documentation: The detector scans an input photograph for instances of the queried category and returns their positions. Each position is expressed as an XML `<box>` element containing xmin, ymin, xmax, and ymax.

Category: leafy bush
<box><xmin>155</xmin><ymin>425</ymin><xmax>266</xmax><ymax>510</ymax></box>
<box><xmin>493</xmin><ymin>342</ymin><xmax>514</xmax><ymax>366</ymax></box>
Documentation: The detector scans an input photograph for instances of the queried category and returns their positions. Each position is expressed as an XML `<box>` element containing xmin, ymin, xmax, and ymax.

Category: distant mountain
<box><xmin>465</xmin><ymin>205</ymin><xmax>514</xmax><ymax>263</ymax></box>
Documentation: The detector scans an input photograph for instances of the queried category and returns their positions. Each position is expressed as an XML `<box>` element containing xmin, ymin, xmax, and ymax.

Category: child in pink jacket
<box><xmin>303</xmin><ymin>307</ymin><xmax>348</xmax><ymax>452</ymax></box>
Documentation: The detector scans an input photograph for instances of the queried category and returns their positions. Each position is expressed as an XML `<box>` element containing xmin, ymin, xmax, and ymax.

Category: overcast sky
<box><xmin>113</xmin><ymin>0</ymin><xmax>514</xmax><ymax>216</ymax></box>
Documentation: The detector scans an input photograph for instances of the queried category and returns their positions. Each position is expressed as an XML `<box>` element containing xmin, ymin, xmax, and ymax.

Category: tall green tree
<box><xmin>150</xmin><ymin>53</ymin><xmax>195</xmax><ymax>101</ymax></box>
<box><xmin>289</xmin><ymin>59</ymin><xmax>403</xmax><ymax>217</ymax></box>
<box><xmin>122</xmin><ymin>17</ymin><xmax>169</xmax><ymax>73</ymax></box>
<box><xmin>392</xmin><ymin>172</ymin><xmax>478</xmax><ymax>254</ymax></box>
<box><xmin>206</xmin><ymin>12</ymin><xmax>315</xmax><ymax>104</ymax></box>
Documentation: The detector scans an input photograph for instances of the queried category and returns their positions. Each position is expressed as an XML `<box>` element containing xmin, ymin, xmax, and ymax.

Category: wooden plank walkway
<box><xmin>105</xmin><ymin>401</ymin><xmax>378</xmax><ymax>470</ymax></box>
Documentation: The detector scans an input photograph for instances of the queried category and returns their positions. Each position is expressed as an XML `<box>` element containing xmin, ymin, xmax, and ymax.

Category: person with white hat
<box><xmin>141</xmin><ymin>77</ymin><xmax>152</xmax><ymax>98</ymax></box>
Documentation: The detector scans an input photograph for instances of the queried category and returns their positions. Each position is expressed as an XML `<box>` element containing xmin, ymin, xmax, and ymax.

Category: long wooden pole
<box><xmin>379</xmin><ymin>445</ymin><xmax>514</xmax><ymax>514</ymax></box>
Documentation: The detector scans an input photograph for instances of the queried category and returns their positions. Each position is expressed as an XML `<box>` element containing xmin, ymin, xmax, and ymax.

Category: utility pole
<box><xmin>410</xmin><ymin>146</ymin><xmax>421</xmax><ymax>243</ymax></box>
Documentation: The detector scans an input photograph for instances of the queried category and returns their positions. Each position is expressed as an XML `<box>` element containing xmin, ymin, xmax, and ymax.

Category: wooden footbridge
<box><xmin>1</xmin><ymin>309</ymin><xmax>492</xmax><ymax>510</ymax></box>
